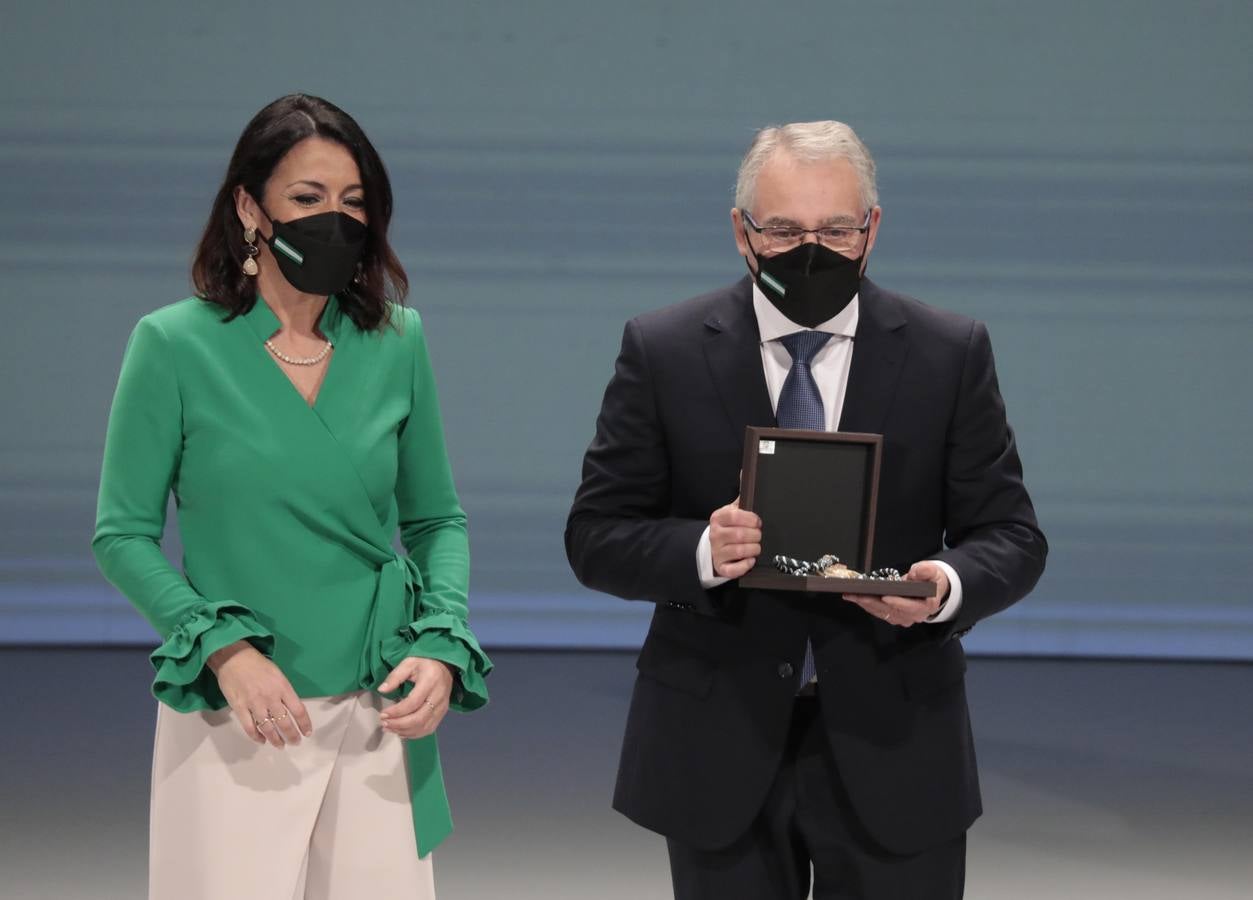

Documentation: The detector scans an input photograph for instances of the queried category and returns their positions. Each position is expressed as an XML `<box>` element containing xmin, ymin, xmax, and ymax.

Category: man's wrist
<box><xmin>697</xmin><ymin>525</ymin><xmax>732</xmax><ymax>589</ymax></box>
<box><xmin>924</xmin><ymin>560</ymin><xmax>963</xmax><ymax>623</ymax></box>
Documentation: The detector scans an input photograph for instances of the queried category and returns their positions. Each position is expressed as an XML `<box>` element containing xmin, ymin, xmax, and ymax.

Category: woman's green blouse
<box><xmin>93</xmin><ymin>294</ymin><xmax>492</xmax><ymax>856</ymax></box>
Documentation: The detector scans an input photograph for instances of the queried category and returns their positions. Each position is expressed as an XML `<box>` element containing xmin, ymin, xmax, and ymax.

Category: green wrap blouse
<box><xmin>92</xmin><ymin>294</ymin><xmax>492</xmax><ymax>855</ymax></box>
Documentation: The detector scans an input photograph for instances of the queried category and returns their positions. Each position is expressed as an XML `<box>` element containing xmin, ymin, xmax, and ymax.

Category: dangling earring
<box><xmin>242</xmin><ymin>226</ymin><xmax>259</xmax><ymax>276</ymax></box>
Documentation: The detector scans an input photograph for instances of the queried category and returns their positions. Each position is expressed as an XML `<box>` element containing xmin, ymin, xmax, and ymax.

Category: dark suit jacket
<box><xmin>565</xmin><ymin>276</ymin><xmax>1046</xmax><ymax>855</ymax></box>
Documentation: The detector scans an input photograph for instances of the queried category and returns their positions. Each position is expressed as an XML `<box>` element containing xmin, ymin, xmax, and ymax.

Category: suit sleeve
<box><xmin>565</xmin><ymin>318</ymin><xmax>722</xmax><ymax>616</ymax></box>
<box><xmin>92</xmin><ymin>316</ymin><xmax>273</xmax><ymax>712</ymax></box>
<box><xmin>931</xmin><ymin>320</ymin><xmax>1048</xmax><ymax>638</ymax></box>
<box><xmin>393</xmin><ymin>308</ymin><xmax>492</xmax><ymax>711</ymax></box>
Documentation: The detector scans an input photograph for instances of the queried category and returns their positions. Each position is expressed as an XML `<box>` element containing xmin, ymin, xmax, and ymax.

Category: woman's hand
<box><xmin>377</xmin><ymin>657</ymin><xmax>455</xmax><ymax>739</ymax></box>
<box><xmin>207</xmin><ymin>640</ymin><xmax>313</xmax><ymax>748</ymax></box>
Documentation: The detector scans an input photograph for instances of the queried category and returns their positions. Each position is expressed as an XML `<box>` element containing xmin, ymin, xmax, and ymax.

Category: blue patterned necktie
<box><xmin>776</xmin><ymin>330</ymin><xmax>834</xmax><ymax>689</ymax></box>
<box><xmin>776</xmin><ymin>331</ymin><xmax>833</xmax><ymax>431</ymax></box>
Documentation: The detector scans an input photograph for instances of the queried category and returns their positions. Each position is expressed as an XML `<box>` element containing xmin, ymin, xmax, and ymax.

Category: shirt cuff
<box><xmin>697</xmin><ymin>525</ymin><xmax>732</xmax><ymax>590</ymax></box>
<box><xmin>925</xmin><ymin>560</ymin><xmax>963</xmax><ymax>623</ymax></box>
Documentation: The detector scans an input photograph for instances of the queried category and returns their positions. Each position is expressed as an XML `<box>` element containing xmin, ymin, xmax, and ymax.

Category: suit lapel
<box><xmin>838</xmin><ymin>278</ymin><xmax>909</xmax><ymax>435</ymax></box>
<box><xmin>702</xmin><ymin>277</ymin><xmax>775</xmax><ymax>441</ymax></box>
<box><xmin>700</xmin><ymin>276</ymin><xmax>909</xmax><ymax>438</ymax></box>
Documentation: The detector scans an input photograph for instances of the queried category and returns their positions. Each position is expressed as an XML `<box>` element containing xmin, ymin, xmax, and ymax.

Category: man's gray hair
<box><xmin>734</xmin><ymin>121</ymin><xmax>878</xmax><ymax>213</ymax></box>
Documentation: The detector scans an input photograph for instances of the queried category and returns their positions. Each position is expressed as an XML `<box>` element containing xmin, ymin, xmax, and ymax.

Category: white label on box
<box><xmin>759</xmin><ymin>440</ymin><xmax>776</xmax><ymax>455</ymax></box>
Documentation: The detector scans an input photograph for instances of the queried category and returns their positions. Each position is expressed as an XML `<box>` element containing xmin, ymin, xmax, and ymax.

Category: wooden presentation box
<box><xmin>737</xmin><ymin>426</ymin><xmax>936</xmax><ymax>599</ymax></box>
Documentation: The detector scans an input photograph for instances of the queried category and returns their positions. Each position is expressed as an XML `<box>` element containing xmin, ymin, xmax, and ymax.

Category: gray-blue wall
<box><xmin>3</xmin><ymin>1</ymin><xmax>1251</xmax><ymax>657</ymax></box>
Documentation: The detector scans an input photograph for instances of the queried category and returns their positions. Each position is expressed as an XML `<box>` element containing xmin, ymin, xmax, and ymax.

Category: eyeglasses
<box><xmin>740</xmin><ymin>209</ymin><xmax>872</xmax><ymax>253</ymax></box>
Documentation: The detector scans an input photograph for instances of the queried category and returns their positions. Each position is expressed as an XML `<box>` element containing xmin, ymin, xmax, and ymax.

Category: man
<box><xmin>565</xmin><ymin>121</ymin><xmax>1046</xmax><ymax>900</ymax></box>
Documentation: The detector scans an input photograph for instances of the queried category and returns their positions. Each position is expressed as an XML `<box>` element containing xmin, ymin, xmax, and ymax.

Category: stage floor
<box><xmin>1</xmin><ymin>649</ymin><xmax>1249</xmax><ymax>899</ymax></box>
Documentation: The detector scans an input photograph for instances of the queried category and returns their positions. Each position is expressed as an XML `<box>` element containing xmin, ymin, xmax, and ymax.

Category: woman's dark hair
<box><xmin>192</xmin><ymin>94</ymin><xmax>407</xmax><ymax>331</ymax></box>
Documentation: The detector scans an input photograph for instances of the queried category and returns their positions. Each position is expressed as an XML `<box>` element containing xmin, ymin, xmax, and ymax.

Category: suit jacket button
<box><xmin>777</xmin><ymin>662</ymin><xmax>794</xmax><ymax>679</ymax></box>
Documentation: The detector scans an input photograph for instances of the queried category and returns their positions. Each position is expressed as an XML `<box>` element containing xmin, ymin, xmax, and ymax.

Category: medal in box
<box><xmin>737</xmin><ymin>426</ymin><xmax>936</xmax><ymax>598</ymax></box>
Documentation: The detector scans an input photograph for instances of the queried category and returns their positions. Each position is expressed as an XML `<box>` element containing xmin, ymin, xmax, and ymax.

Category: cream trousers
<box><xmin>149</xmin><ymin>690</ymin><xmax>435</xmax><ymax>900</ymax></box>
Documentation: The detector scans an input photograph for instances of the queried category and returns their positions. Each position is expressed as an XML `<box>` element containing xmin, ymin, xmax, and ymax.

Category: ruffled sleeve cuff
<box><xmin>388</xmin><ymin>611</ymin><xmax>493</xmax><ymax>712</ymax></box>
<box><xmin>149</xmin><ymin>601</ymin><xmax>274</xmax><ymax>712</ymax></box>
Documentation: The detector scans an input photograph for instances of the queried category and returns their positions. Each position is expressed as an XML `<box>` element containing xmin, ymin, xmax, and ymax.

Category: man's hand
<box><xmin>710</xmin><ymin>496</ymin><xmax>762</xmax><ymax>579</ymax></box>
<box><xmin>842</xmin><ymin>560</ymin><xmax>950</xmax><ymax>628</ymax></box>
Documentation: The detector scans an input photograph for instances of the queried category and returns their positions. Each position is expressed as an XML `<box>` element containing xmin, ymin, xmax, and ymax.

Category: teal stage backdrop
<box><xmin>2</xmin><ymin>1</ymin><xmax>1251</xmax><ymax>657</ymax></box>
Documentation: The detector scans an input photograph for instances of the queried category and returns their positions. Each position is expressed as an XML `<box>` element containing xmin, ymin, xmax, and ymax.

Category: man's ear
<box><xmin>860</xmin><ymin>206</ymin><xmax>882</xmax><ymax>274</ymax></box>
<box><xmin>731</xmin><ymin>207</ymin><xmax>756</xmax><ymax>272</ymax></box>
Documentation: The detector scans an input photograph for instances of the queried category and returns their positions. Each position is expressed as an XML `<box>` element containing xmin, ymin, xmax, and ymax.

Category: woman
<box><xmin>92</xmin><ymin>94</ymin><xmax>491</xmax><ymax>899</ymax></box>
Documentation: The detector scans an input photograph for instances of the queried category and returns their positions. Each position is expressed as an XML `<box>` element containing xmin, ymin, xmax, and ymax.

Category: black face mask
<box><xmin>746</xmin><ymin>237</ymin><xmax>865</xmax><ymax>328</ymax></box>
<box><xmin>260</xmin><ymin>208</ymin><xmax>368</xmax><ymax>296</ymax></box>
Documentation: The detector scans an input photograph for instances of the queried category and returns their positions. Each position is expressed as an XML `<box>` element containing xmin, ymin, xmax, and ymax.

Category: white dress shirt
<box><xmin>695</xmin><ymin>283</ymin><xmax>963</xmax><ymax>623</ymax></box>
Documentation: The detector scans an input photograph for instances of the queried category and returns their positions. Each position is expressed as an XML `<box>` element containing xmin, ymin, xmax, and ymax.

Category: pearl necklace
<box><xmin>264</xmin><ymin>337</ymin><xmax>333</xmax><ymax>366</ymax></box>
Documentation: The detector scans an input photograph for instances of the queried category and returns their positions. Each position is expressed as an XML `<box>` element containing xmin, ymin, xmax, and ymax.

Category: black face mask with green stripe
<box><xmin>260</xmin><ymin>208</ymin><xmax>367</xmax><ymax>297</ymax></box>
<box><xmin>746</xmin><ymin>239</ymin><xmax>864</xmax><ymax>329</ymax></box>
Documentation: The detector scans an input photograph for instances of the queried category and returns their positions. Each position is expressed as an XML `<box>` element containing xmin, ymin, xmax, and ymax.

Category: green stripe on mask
<box><xmin>273</xmin><ymin>237</ymin><xmax>304</xmax><ymax>265</ymax></box>
<box><xmin>760</xmin><ymin>271</ymin><xmax>786</xmax><ymax>296</ymax></box>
